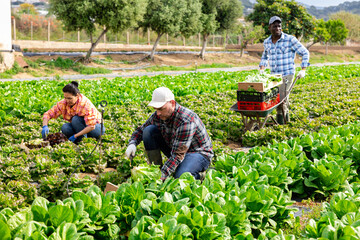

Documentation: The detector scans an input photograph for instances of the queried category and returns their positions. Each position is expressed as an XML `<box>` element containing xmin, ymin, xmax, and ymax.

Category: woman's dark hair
<box><xmin>62</xmin><ymin>81</ymin><xmax>80</xmax><ymax>96</ymax></box>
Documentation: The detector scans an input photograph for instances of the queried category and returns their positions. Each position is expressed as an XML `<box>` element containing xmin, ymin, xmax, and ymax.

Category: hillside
<box><xmin>307</xmin><ymin>1</ymin><xmax>360</xmax><ymax>20</ymax></box>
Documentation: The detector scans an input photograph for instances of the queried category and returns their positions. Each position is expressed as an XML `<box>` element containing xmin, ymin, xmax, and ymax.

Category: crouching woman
<box><xmin>41</xmin><ymin>81</ymin><xmax>105</xmax><ymax>144</ymax></box>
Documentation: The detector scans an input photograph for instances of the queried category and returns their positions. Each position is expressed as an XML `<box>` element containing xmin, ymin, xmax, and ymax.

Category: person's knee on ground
<box><xmin>173</xmin><ymin>153</ymin><xmax>210</xmax><ymax>180</ymax></box>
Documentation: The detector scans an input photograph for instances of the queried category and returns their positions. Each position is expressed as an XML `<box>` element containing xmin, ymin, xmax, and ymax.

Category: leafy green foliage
<box><xmin>1</xmin><ymin>64</ymin><xmax>360</xmax><ymax>238</ymax></box>
<box><xmin>131</xmin><ymin>164</ymin><xmax>162</xmax><ymax>183</ymax></box>
<box><xmin>330</xmin><ymin>11</ymin><xmax>360</xmax><ymax>42</ymax></box>
<box><xmin>0</xmin><ymin>63</ymin><xmax>24</xmax><ymax>79</ymax></box>
<box><xmin>141</xmin><ymin>0</ymin><xmax>201</xmax><ymax>59</ymax></box>
<box><xmin>235</xmin><ymin>22</ymin><xmax>265</xmax><ymax>57</ymax></box>
<box><xmin>307</xmin><ymin>19</ymin><xmax>331</xmax><ymax>48</ymax></box>
<box><xmin>246</xmin><ymin>0</ymin><xmax>315</xmax><ymax>40</ymax></box>
<box><xmin>325</xmin><ymin>19</ymin><xmax>348</xmax><ymax>44</ymax></box>
<box><xmin>180</xmin><ymin>0</ymin><xmax>203</xmax><ymax>38</ymax></box>
<box><xmin>199</xmin><ymin>0</ymin><xmax>242</xmax><ymax>59</ymax></box>
<box><xmin>216</xmin><ymin>0</ymin><xmax>243</xmax><ymax>33</ymax></box>
<box><xmin>28</xmin><ymin>57</ymin><xmax>112</xmax><ymax>75</ymax></box>
<box><xmin>49</xmin><ymin>0</ymin><xmax>147</xmax><ymax>60</ymax></box>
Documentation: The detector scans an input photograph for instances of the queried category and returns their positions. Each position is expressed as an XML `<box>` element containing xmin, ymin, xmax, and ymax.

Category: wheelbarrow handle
<box><xmin>278</xmin><ymin>75</ymin><xmax>300</xmax><ymax>106</ymax></box>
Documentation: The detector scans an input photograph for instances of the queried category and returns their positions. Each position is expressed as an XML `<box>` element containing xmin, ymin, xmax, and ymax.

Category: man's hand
<box><xmin>41</xmin><ymin>126</ymin><xmax>49</xmax><ymax>139</ymax></box>
<box><xmin>259</xmin><ymin>69</ymin><xmax>265</xmax><ymax>75</ymax></box>
<box><xmin>297</xmin><ymin>69</ymin><xmax>306</xmax><ymax>79</ymax></box>
<box><xmin>69</xmin><ymin>135</ymin><xmax>76</xmax><ymax>142</ymax></box>
<box><xmin>125</xmin><ymin>144</ymin><xmax>136</xmax><ymax>158</ymax></box>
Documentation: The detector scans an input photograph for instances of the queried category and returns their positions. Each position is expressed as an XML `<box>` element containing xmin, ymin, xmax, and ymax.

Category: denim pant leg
<box><xmin>87</xmin><ymin>123</ymin><xmax>105</xmax><ymax>139</ymax></box>
<box><xmin>61</xmin><ymin>123</ymin><xmax>76</xmax><ymax>138</ymax></box>
<box><xmin>67</xmin><ymin>116</ymin><xmax>87</xmax><ymax>142</ymax></box>
<box><xmin>143</xmin><ymin>125</ymin><xmax>171</xmax><ymax>157</ymax></box>
<box><xmin>174</xmin><ymin>153</ymin><xmax>210</xmax><ymax>180</ymax></box>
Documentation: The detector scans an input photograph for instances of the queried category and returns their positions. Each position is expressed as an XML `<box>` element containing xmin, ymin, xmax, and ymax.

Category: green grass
<box><xmin>0</xmin><ymin>62</ymin><xmax>23</xmax><ymax>79</ymax></box>
<box><xmin>145</xmin><ymin>65</ymin><xmax>189</xmax><ymax>72</ymax></box>
<box><xmin>24</xmin><ymin>59</ymin><xmax>39</xmax><ymax>68</ymax></box>
<box><xmin>73</xmin><ymin>66</ymin><xmax>112</xmax><ymax>75</ymax></box>
<box><xmin>20</xmin><ymin>57</ymin><xmax>112</xmax><ymax>76</ymax></box>
<box><xmin>105</xmin><ymin>55</ymin><xmax>113</xmax><ymax>62</ymax></box>
<box><xmin>27</xmin><ymin>70</ymin><xmax>43</xmax><ymax>77</ymax></box>
<box><xmin>309</xmin><ymin>52</ymin><xmax>358</xmax><ymax>64</ymax></box>
<box><xmin>92</xmin><ymin>59</ymin><xmax>106</xmax><ymax>65</ymax></box>
<box><xmin>197</xmin><ymin>63</ymin><xmax>234</xmax><ymax>69</ymax></box>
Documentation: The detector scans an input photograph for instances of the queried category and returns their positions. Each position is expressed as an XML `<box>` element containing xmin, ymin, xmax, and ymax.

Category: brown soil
<box><xmin>292</xmin><ymin>200</ymin><xmax>323</xmax><ymax>233</ymax></box>
<box><xmin>27</xmin><ymin>51</ymin><xmax>261</xmax><ymax>69</ymax></box>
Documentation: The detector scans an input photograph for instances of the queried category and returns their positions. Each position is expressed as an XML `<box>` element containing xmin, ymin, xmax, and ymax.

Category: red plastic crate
<box><xmin>237</xmin><ymin>94</ymin><xmax>280</xmax><ymax>110</ymax></box>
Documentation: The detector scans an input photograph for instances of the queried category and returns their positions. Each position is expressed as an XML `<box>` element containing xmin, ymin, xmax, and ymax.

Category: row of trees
<box><xmin>49</xmin><ymin>0</ymin><xmax>243</xmax><ymax>61</ymax></box>
<box><xmin>48</xmin><ymin>0</ymin><xmax>350</xmax><ymax>61</ymax></box>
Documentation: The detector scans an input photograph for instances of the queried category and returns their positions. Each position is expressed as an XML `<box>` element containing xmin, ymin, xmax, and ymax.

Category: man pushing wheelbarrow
<box><xmin>259</xmin><ymin>16</ymin><xmax>310</xmax><ymax>124</ymax></box>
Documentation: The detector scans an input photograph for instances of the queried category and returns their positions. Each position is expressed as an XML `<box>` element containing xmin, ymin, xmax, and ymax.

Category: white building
<box><xmin>0</xmin><ymin>0</ymin><xmax>14</xmax><ymax>72</ymax></box>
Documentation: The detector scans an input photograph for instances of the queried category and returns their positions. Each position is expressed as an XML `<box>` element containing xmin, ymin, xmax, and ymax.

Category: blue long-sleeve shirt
<box><xmin>260</xmin><ymin>32</ymin><xmax>310</xmax><ymax>76</ymax></box>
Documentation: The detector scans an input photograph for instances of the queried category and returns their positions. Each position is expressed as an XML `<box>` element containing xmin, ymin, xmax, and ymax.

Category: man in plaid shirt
<box><xmin>125</xmin><ymin>87</ymin><xmax>213</xmax><ymax>181</ymax></box>
<box><xmin>259</xmin><ymin>16</ymin><xmax>310</xmax><ymax>124</ymax></box>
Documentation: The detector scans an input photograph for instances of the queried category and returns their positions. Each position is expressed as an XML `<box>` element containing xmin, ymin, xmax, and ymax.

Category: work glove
<box><xmin>68</xmin><ymin>135</ymin><xmax>76</xmax><ymax>142</ymax></box>
<box><xmin>297</xmin><ymin>69</ymin><xmax>306</xmax><ymax>79</ymax></box>
<box><xmin>259</xmin><ymin>69</ymin><xmax>265</xmax><ymax>75</ymax></box>
<box><xmin>125</xmin><ymin>144</ymin><xmax>136</xmax><ymax>158</ymax></box>
<box><xmin>41</xmin><ymin>125</ymin><xmax>49</xmax><ymax>139</ymax></box>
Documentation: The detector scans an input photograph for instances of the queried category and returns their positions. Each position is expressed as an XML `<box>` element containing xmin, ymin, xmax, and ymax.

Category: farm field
<box><xmin>1</xmin><ymin>64</ymin><xmax>360</xmax><ymax>239</ymax></box>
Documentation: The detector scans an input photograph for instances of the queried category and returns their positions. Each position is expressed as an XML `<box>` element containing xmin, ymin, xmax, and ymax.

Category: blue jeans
<box><xmin>143</xmin><ymin>125</ymin><xmax>210</xmax><ymax>179</ymax></box>
<box><xmin>61</xmin><ymin>116</ymin><xmax>105</xmax><ymax>143</ymax></box>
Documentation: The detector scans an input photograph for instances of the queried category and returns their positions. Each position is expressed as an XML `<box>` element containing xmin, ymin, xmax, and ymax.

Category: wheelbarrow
<box><xmin>230</xmin><ymin>75</ymin><xmax>300</xmax><ymax>132</ymax></box>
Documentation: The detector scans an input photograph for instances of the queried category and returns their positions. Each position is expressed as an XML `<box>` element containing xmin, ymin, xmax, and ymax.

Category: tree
<box><xmin>49</xmin><ymin>0</ymin><xmax>147</xmax><ymax>61</ymax></box>
<box><xmin>18</xmin><ymin>3</ymin><xmax>38</xmax><ymax>15</ymax></box>
<box><xmin>306</xmin><ymin>19</ymin><xmax>348</xmax><ymax>54</ymax></box>
<box><xmin>324</xmin><ymin>19</ymin><xmax>348</xmax><ymax>54</ymax></box>
<box><xmin>330</xmin><ymin>11</ymin><xmax>360</xmax><ymax>42</ymax></box>
<box><xmin>142</xmin><ymin>0</ymin><xmax>201</xmax><ymax>60</ymax></box>
<box><xmin>198</xmin><ymin>0</ymin><xmax>219</xmax><ymax>60</ymax></box>
<box><xmin>235</xmin><ymin>22</ymin><xmax>264</xmax><ymax>57</ymax></box>
<box><xmin>180</xmin><ymin>0</ymin><xmax>203</xmax><ymax>39</ymax></box>
<box><xmin>246</xmin><ymin>0</ymin><xmax>315</xmax><ymax>41</ymax></box>
<box><xmin>216</xmin><ymin>0</ymin><xmax>243</xmax><ymax>33</ymax></box>
<box><xmin>306</xmin><ymin>19</ymin><xmax>330</xmax><ymax>49</ymax></box>
<box><xmin>199</xmin><ymin>0</ymin><xmax>243</xmax><ymax>59</ymax></box>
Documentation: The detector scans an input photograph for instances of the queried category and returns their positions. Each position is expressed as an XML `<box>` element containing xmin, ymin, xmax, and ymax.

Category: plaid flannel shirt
<box><xmin>43</xmin><ymin>94</ymin><xmax>101</xmax><ymax>126</ymax></box>
<box><xmin>129</xmin><ymin>103</ymin><xmax>214</xmax><ymax>178</ymax></box>
<box><xmin>260</xmin><ymin>32</ymin><xmax>310</xmax><ymax>76</ymax></box>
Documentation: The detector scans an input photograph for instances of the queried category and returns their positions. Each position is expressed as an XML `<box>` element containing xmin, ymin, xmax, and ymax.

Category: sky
<box><xmin>296</xmin><ymin>0</ymin><xmax>354</xmax><ymax>7</ymax></box>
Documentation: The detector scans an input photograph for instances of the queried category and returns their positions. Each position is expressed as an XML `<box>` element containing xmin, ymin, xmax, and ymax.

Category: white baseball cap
<box><xmin>148</xmin><ymin>87</ymin><xmax>175</xmax><ymax>108</ymax></box>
